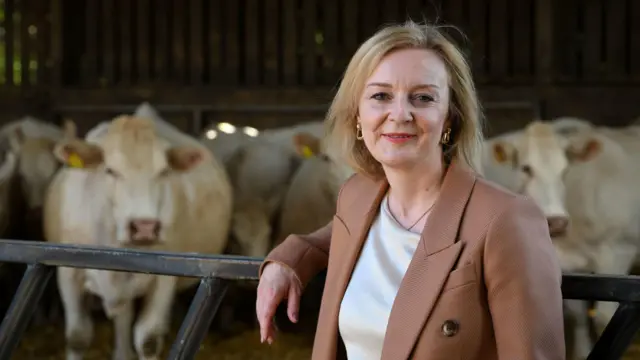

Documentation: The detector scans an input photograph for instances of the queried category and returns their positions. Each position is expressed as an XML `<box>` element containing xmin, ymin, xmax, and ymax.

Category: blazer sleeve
<box><xmin>258</xmin><ymin>220</ymin><xmax>333</xmax><ymax>288</ymax></box>
<box><xmin>483</xmin><ymin>195</ymin><xmax>566</xmax><ymax>360</ymax></box>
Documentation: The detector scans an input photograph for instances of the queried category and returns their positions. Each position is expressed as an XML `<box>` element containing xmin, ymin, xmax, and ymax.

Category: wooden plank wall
<box><xmin>0</xmin><ymin>0</ymin><xmax>51</xmax><ymax>119</ymax></box>
<box><xmin>61</xmin><ymin>0</ymin><xmax>539</xmax><ymax>88</ymax></box>
<box><xmin>0</xmin><ymin>0</ymin><xmax>638</xmax><ymax>134</ymax></box>
<box><xmin>553</xmin><ymin>0</ymin><xmax>640</xmax><ymax>83</ymax></box>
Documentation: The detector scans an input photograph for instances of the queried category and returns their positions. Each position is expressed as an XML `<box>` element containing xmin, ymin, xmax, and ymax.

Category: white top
<box><xmin>338</xmin><ymin>194</ymin><xmax>422</xmax><ymax>359</ymax></box>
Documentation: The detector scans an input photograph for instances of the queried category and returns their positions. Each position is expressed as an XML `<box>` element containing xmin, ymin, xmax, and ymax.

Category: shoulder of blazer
<box><xmin>335</xmin><ymin>172</ymin><xmax>379</xmax><ymax>215</ymax></box>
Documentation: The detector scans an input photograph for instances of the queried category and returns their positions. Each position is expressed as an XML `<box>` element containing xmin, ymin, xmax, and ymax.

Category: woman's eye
<box><xmin>413</xmin><ymin>94</ymin><xmax>434</xmax><ymax>102</ymax></box>
<box><xmin>371</xmin><ymin>92</ymin><xmax>390</xmax><ymax>101</ymax></box>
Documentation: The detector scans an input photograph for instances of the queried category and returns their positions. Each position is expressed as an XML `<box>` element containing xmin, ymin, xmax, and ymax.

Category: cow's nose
<box><xmin>128</xmin><ymin>218</ymin><xmax>161</xmax><ymax>245</ymax></box>
<box><xmin>547</xmin><ymin>216</ymin><xmax>569</xmax><ymax>237</ymax></box>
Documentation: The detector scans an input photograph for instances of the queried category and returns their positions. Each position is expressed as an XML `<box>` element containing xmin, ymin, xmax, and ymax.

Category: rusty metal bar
<box><xmin>0</xmin><ymin>263</ymin><xmax>54</xmax><ymax>358</ymax></box>
<box><xmin>168</xmin><ymin>277</ymin><xmax>229</xmax><ymax>359</ymax></box>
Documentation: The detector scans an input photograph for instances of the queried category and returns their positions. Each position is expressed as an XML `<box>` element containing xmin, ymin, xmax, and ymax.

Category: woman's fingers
<box><xmin>287</xmin><ymin>283</ymin><xmax>300</xmax><ymax>323</ymax></box>
<box><xmin>257</xmin><ymin>282</ymin><xmax>282</xmax><ymax>344</ymax></box>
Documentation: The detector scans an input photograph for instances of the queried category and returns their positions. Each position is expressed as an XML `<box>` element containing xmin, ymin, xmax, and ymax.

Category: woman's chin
<box><xmin>378</xmin><ymin>157</ymin><xmax>421</xmax><ymax>170</ymax></box>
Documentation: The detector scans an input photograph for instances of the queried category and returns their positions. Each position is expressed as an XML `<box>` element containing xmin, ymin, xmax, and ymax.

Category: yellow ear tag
<box><xmin>67</xmin><ymin>153</ymin><xmax>84</xmax><ymax>168</ymax></box>
<box><xmin>301</xmin><ymin>145</ymin><xmax>314</xmax><ymax>159</ymax></box>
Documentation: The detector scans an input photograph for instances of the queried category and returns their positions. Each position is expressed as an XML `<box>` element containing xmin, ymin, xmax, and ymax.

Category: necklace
<box><xmin>386</xmin><ymin>198</ymin><xmax>436</xmax><ymax>231</ymax></box>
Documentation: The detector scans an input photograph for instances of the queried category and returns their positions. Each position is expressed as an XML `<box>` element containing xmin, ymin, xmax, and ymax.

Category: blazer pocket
<box><xmin>442</xmin><ymin>263</ymin><xmax>477</xmax><ymax>292</ymax></box>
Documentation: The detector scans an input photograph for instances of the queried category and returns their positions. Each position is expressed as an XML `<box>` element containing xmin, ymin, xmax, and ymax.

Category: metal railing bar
<box><xmin>0</xmin><ymin>239</ymin><xmax>639</xmax><ymax>359</ymax></box>
<box><xmin>0</xmin><ymin>263</ymin><xmax>54</xmax><ymax>359</ymax></box>
<box><xmin>168</xmin><ymin>277</ymin><xmax>229</xmax><ymax>360</ymax></box>
<box><xmin>1</xmin><ymin>240</ymin><xmax>640</xmax><ymax>301</ymax></box>
<box><xmin>561</xmin><ymin>272</ymin><xmax>640</xmax><ymax>302</ymax></box>
<box><xmin>0</xmin><ymin>240</ymin><xmax>262</xmax><ymax>280</ymax></box>
<box><xmin>586</xmin><ymin>302</ymin><xmax>640</xmax><ymax>360</ymax></box>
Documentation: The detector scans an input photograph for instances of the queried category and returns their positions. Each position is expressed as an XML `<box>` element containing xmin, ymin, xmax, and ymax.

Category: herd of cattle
<box><xmin>0</xmin><ymin>101</ymin><xmax>635</xmax><ymax>359</ymax></box>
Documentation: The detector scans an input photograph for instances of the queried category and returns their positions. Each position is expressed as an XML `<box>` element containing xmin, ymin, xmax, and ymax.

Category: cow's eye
<box><xmin>521</xmin><ymin>165</ymin><xmax>533</xmax><ymax>176</ymax></box>
<box><xmin>158</xmin><ymin>168</ymin><xmax>171</xmax><ymax>178</ymax></box>
<box><xmin>105</xmin><ymin>167</ymin><xmax>120</xmax><ymax>177</ymax></box>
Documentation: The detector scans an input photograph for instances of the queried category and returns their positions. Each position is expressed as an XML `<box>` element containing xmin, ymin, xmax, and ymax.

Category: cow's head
<box><xmin>292</xmin><ymin>132</ymin><xmax>355</xmax><ymax>195</ymax></box>
<box><xmin>53</xmin><ymin>115</ymin><xmax>209</xmax><ymax>246</ymax></box>
<box><xmin>489</xmin><ymin>121</ymin><xmax>601</xmax><ymax>237</ymax></box>
<box><xmin>8</xmin><ymin>125</ymin><xmax>70</xmax><ymax>215</ymax></box>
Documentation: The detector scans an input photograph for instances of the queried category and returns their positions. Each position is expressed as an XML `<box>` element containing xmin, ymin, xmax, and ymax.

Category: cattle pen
<box><xmin>0</xmin><ymin>239</ymin><xmax>636</xmax><ymax>360</ymax></box>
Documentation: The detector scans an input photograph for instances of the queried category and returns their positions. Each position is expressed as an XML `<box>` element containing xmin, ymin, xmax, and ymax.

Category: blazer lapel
<box><xmin>331</xmin><ymin>177</ymin><xmax>389</xmax><ymax>300</ymax></box>
<box><xmin>312</xmin><ymin>176</ymin><xmax>389</xmax><ymax>358</ymax></box>
<box><xmin>380</xmin><ymin>162</ymin><xmax>477</xmax><ymax>360</ymax></box>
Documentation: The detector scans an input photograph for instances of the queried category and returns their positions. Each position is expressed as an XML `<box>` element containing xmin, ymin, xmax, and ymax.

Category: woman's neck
<box><xmin>384</xmin><ymin>157</ymin><xmax>446</xmax><ymax>219</ymax></box>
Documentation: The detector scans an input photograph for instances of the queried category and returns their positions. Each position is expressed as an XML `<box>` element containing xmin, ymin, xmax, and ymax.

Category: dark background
<box><xmin>0</xmin><ymin>0</ymin><xmax>637</xmax><ymax>137</ymax></box>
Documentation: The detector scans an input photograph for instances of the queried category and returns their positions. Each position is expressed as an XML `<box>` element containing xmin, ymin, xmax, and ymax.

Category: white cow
<box><xmin>0</xmin><ymin>117</ymin><xmax>74</xmax><ymax>240</ymax></box>
<box><xmin>200</xmin><ymin>120</ymin><xmax>325</xmax><ymax>167</ymax></box>
<box><xmin>277</xmin><ymin>132</ymin><xmax>354</xmax><ymax>245</ymax></box>
<box><xmin>44</xmin><ymin>114</ymin><xmax>233</xmax><ymax>360</ymax></box>
<box><xmin>201</xmin><ymin>120</ymin><xmax>326</xmax><ymax>258</ymax></box>
<box><xmin>270</xmin><ymin>132</ymin><xmax>353</xmax><ymax>334</ymax></box>
<box><xmin>483</xmin><ymin>118</ymin><xmax>640</xmax><ymax>359</ymax></box>
<box><xmin>259</xmin><ymin>121</ymin><xmax>325</xmax><ymax>151</ymax></box>
<box><xmin>204</xmin><ymin>132</ymin><xmax>255</xmax><ymax>165</ymax></box>
<box><xmin>224</xmin><ymin>139</ymin><xmax>302</xmax><ymax>257</ymax></box>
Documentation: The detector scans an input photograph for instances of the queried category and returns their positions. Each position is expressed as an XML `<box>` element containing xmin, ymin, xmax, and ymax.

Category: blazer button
<box><xmin>441</xmin><ymin>319</ymin><xmax>459</xmax><ymax>337</ymax></box>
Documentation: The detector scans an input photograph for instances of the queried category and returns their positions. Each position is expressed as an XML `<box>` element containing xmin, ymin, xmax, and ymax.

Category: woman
<box><xmin>256</xmin><ymin>20</ymin><xmax>565</xmax><ymax>360</ymax></box>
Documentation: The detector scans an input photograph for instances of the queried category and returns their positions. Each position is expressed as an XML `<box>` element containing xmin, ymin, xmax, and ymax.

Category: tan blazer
<box><xmin>260</xmin><ymin>162</ymin><xmax>566</xmax><ymax>360</ymax></box>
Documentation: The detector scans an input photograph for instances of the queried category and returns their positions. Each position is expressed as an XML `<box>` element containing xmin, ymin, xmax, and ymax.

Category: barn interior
<box><xmin>0</xmin><ymin>0</ymin><xmax>638</xmax><ymax>359</ymax></box>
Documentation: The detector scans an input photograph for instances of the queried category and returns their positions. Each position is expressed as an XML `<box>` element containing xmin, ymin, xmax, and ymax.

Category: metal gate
<box><xmin>0</xmin><ymin>238</ymin><xmax>639</xmax><ymax>360</ymax></box>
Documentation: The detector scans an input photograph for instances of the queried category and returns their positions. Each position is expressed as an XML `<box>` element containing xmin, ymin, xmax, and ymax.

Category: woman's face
<box><xmin>357</xmin><ymin>48</ymin><xmax>450</xmax><ymax>170</ymax></box>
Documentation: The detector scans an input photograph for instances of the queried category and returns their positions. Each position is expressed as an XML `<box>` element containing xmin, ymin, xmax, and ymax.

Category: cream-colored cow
<box><xmin>483</xmin><ymin>119</ymin><xmax>640</xmax><ymax>359</ymax></box>
<box><xmin>44</xmin><ymin>115</ymin><xmax>233</xmax><ymax>360</ymax></box>
<box><xmin>224</xmin><ymin>139</ymin><xmax>302</xmax><ymax>257</ymax></box>
<box><xmin>0</xmin><ymin>117</ymin><xmax>75</xmax><ymax>240</ymax></box>
<box><xmin>276</xmin><ymin>132</ymin><xmax>354</xmax><ymax>245</ymax></box>
<box><xmin>200</xmin><ymin>120</ymin><xmax>325</xmax><ymax>168</ymax></box>
<box><xmin>271</xmin><ymin>132</ymin><xmax>353</xmax><ymax>333</ymax></box>
<box><xmin>201</xmin><ymin>120</ymin><xmax>325</xmax><ymax>258</ymax></box>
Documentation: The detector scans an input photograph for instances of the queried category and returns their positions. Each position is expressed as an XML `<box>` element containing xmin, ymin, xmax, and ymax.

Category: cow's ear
<box><xmin>8</xmin><ymin>127</ymin><xmax>25</xmax><ymax>152</ymax></box>
<box><xmin>54</xmin><ymin>140</ymin><xmax>104</xmax><ymax>169</ymax></box>
<box><xmin>167</xmin><ymin>146</ymin><xmax>208</xmax><ymax>171</ymax></box>
<box><xmin>491</xmin><ymin>141</ymin><xmax>518</xmax><ymax>165</ymax></box>
<box><xmin>62</xmin><ymin>119</ymin><xmax>78</xmax><ymax>139</ymax></box>
<box><xmin>292</xmin><ymin>132</ymin><xmax>321</xmax><ymax>159</ymax></box>
<box><xmin>566</xmin><ymin>138</ymin><xmax>601</xmax><ymax>162</ymax></box>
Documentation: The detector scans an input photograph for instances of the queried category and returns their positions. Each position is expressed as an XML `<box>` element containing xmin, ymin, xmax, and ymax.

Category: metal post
<box><xmin>167</xmin><ymin>277</ymin><xmax>229</xmax><ymax>359</ymax></box>
<box><xmin>0</xmin><ymin>263</ymin><xmax>54</xmax><ymax>359</ymax></box>
<box><xmin>586</xmin><ymin>302</ymin><xmax>640</xmax><ymax>360</ymax></box>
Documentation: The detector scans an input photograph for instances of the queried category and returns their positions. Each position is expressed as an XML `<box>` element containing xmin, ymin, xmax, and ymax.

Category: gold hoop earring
<box><xmin>356</xmin><ymin>124</ymin><xmax>364</xmax><ymax>140</ymax></box>
<box><xmin>441</xmin><ymin>127</ymin><xmax>451</xmax><ymax>145</ymax></box>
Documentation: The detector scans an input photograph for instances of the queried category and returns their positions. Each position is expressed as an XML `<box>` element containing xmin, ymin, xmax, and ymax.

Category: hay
<box><xmin>13</xmin><ymin>317</ymin><xmax>313</xmax><ymax>360</ymax></box>
<box><xmin>13</xmin><ymin>311</ymin><xmax>640</xmax><ymax>360</ymax></box>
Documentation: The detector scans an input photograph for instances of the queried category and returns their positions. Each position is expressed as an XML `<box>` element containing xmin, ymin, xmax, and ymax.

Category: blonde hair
<box><xmin>324</xmin><ymin>20</ymin><xmax>484</xmax><ymax>179</ymax></box>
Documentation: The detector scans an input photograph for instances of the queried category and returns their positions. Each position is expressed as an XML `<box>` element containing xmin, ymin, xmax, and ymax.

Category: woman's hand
<box><xmin>256</xmin><ymin>262</ymin><xmax>302</xmax><ymax>344</ymax></box>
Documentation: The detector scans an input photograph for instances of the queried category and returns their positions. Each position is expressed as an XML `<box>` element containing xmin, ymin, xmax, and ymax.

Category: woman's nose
<box><xmin>388</xmin><ymin>99</ymin><xmax>413</xmax><ymax>122</ymax></box>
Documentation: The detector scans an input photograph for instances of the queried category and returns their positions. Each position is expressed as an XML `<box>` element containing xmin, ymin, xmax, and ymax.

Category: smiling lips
<box><xmin>382</xmin><ymin>133</ymin><xmax>417</xmax><ymax>144</ymax></box>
